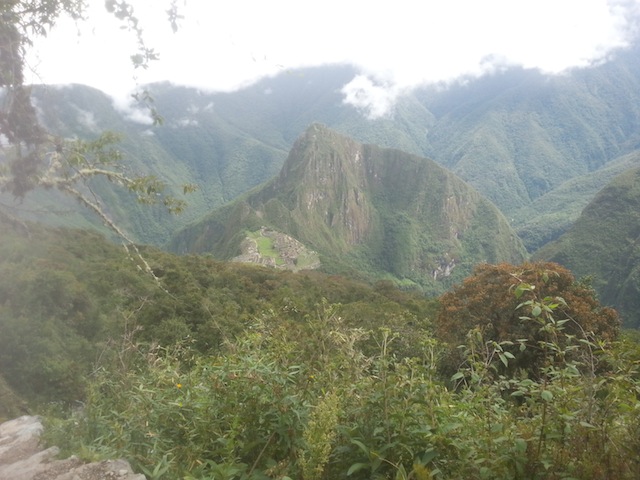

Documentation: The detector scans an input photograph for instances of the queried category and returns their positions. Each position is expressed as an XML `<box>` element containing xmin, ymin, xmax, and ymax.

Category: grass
<box><xmin>249</xmin><ymin>232</ymin><xmax>279</xmax><ymax>259</ymax></box>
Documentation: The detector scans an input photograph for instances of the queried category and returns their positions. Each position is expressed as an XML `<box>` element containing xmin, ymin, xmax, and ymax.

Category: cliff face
<box><xmin>169</xmin><ymin>124</ymin><xmax>527</xmax><ymax>293</ymax></box>
<box><xmin>274</xmin><ymin>124</ymin><xmax>375</xmax><ymax>248</ymax></box>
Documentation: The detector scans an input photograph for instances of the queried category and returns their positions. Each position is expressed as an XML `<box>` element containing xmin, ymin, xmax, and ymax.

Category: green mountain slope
<box><xmin>169</xmin><ymin>124</ymin><xmax>527</xmax><ymax>294</ymax></box>
<box><xmin>9</xmin><ymin>45</ymin><xmax>640</xmax><ymax>255</ymax></box>
<box><xmin>514</xmin><ymin>150</ymin><xmax>640</xmax><ymax>250</ymax></box>
<box><xmin>11</xmin><ymin>67</ymin><xmax>436</xmax><ymax>245</ymax></box>
<box><xmin>533</xmin><ymin>166</ymin><xmax>640</xmax><ymax>327</ymax></box>
<box><xmin>420</xmin><ymin>46</ymin><xmax>640</xmax><ymax>218</ymax></box>
<box><xmin>2</xmin><ymin>84</ymin><xmax>204</xmax><ymax>244</ymax></box>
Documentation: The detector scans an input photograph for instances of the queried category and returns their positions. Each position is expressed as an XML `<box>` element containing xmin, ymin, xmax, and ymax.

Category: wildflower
<box><xmin>176</xmin><ymin>383</ymin><xmax>182</xmax><ymax>389</ymax></box>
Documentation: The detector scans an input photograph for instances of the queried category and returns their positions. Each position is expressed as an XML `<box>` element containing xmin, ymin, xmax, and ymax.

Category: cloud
<box><xmin>341</xmin><ymin>75</ymin><xmax>403</xmax><ymax>119</ymax></box>
<box><xmin>176</xmin><ymin>118</ymin><xmax>199</xmax><ymax>127</ymax></box>
<box><xmin>25</xmin><ymin>0</ymin><xmax>640</xmax><ymax>116</ymax></box>
<box><xmin>110</xmin><ymin>94</ymin><xmax>155</xmax><ymax>125</ymax></box>
<box><xmin>340</xmin><ymin>0</ymin><xmax>640</xmax><ymax>117</ymax></box>
<box><xmin>75</xmin><ymin>108</ymin><xmax>99</xmax><ymax>132</ymax></box>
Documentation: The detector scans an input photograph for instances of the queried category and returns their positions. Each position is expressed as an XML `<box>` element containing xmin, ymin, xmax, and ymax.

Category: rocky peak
<box><xmin>277</xmin><ymin>123</ymin><xmax>373</xmax><ymax>246</ymax></box>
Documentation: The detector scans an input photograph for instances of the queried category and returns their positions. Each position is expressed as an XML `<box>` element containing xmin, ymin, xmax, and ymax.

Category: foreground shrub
<box><xmin>435</xmin><ymin>261</ymin><xmax>620</xmax><ymax>375</ymax></box>
<box><xmin>45</xmin><ymin>295</ymin><xmax>640</xmax><ymax>479</ymax></box>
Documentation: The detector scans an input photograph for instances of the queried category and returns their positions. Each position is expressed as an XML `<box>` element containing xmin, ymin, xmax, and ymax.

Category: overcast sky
<box><xmin>26</xmin><ymin>0</ymin><xmax>640</xmax><ymax>117</ymax></box>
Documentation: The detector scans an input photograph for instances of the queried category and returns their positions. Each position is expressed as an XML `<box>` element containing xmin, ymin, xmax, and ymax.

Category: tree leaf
<box><xmin>499</xmin><ymin>353</ymin><xmax>509</xmax><ymax>367</ymax></box>
<box><xmin>347</xmin><ymin>463</ymin><xmax>368</xmax><ymax>476</ymax></box>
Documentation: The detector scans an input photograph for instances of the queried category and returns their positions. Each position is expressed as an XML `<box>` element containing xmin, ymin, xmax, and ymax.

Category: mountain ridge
<box><xmin>169</xmin><ymin>124</ymin><xmax>527</xmax><ymax>294</ymax></box>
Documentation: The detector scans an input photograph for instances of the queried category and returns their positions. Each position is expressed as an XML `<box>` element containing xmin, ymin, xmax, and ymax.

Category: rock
<box><xmin>0</xmin><ymin>416</ymin><xmax>146</xmax><ymax>480</ymax></box>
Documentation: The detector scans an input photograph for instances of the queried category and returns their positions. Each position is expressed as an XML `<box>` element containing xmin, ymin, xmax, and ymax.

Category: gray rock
<box><xmin>0</xmin><ymin>416</ymin><xmax>146</xmax><ymax>480</ymax></box>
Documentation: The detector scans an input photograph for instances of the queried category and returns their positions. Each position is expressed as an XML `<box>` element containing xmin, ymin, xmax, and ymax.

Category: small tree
<box><xmin>435</xmin><ymin>262</ymin><xmax>620</xmax><ymax>374</ymax></box>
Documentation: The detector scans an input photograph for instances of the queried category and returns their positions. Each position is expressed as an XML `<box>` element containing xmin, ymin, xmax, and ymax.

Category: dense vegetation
<box><xmin>2</xmin><ymin>219</ymin><xmax>640</xmax><ymax>479</ymax></box>
<box><xmin>0</xmin><ymin>219</ymin><xmax>435</xmax><ymax>408</ymax></box>
<box><xmin>436</xmin><ymin>262</ymin><xmax>620</xmax><ymax>375</ymax></box>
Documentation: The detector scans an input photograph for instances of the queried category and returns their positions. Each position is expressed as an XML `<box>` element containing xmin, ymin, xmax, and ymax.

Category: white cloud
<box><xmin>25</xmin><ymin>0</ymin><xmax>640</xmax><ymax>115</ymax></box>
<box><xmin>111</xmin><ymin>95</ymin><xmax>155</xmax><ymax>125</ymax></box>
<box><xmin>125</xmin><ymin>109</ymin><xmax>155</xmax><ymax>125</ymax></box>
<box><xmin>75</xmin><ymin>108</ymin><xmax>99</xmax><ymax>132</ymax></box>
<box><xmin>341</xmin><ymin>75</ymin><xmax>403</xmax><ymax>119</ymax></box>
<box><xmin>176</xmin><ymin>118</ymin><xmax>199</xmax><ymax>127</ymax></box>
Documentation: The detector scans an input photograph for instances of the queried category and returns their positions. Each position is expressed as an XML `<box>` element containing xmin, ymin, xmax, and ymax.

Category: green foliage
<box><xmin>0</xmin><ymin>219</ymin><xmax>435</xmax><ymax>406</ymax></box>
<box><xmin>2</xmin><ymin>181</ymin><xmax>640</xmax><ymax>480</ymax></box>
<box><xmin>446</xmin><ymin>296</ymin><xmax>640</xmax><ymax>479</ymax></box>
<box><xmin>0</xmin><ymin>220</ymin><xmax>626</xmax><ymax>478</ymax></box>
<box><xmin>436</xmin><ymin>262</ymin><xmax>620</xmax><ymax>378</ymax></box>
<box><xmin>45</xmin><ymin>288</ymin><xmax>640</xmax><ymax>479</ymax></box>
<box><xmin>300</xmin><ymin>391</ymin><xmax>340</xmax><ymax>480</ymax></box>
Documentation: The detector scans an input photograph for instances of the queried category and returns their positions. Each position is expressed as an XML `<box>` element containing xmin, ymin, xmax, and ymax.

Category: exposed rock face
<box><xmin>280</xmin><ymin>128</ymin><xmax>373</xmax><ymax>246</ymax></box>
<box><xmin>0</xmin><ymin>416</ymin><xmax>146</xmax><ymax>480</ymax></box>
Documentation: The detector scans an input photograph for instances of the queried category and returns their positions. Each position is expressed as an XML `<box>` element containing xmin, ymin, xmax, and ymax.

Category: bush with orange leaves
<box><xmin>435</xmin><ymin>262</ymin><xmax>620</xmax><ymax>375</ymax></box>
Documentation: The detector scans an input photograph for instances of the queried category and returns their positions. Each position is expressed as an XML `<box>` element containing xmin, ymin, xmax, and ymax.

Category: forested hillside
<box><xmin>0</xmin><ymin>217</ymin><xmax>436</xmax><ymax>408</ymax></box>
<box><xmin>418</xmin><ymin>46</ymin><xmax>640</xmax><ymax>249</ymax></box>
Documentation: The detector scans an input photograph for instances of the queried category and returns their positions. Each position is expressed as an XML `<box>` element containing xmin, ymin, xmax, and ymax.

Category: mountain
<box><xmin>9</xmin><ymin>67</ymin><xmax>435</xmax><ymax>245</ymax></box>
<box><xmin>533</xmin><ymin>166</ymin><xmax>640</xmax><ymax>327</ymax></box>
<box><xmin>8</xmin><ymin>44</ymin><xmax>640</xmax><ymax>254</ymax></box>
<box><xmin>513</xmin><ymin>150</ymin><xmax>640</xmax><ymax>250</ymax></box>
<box><xmin>168</xmin><ymin>124</ymin><xmax>527</xmax><ymax>294</ymax></box>
<box><xmin>419</xmin><ymin>45</ymin><xmax>640</xmax><ymax>217</ymax></box>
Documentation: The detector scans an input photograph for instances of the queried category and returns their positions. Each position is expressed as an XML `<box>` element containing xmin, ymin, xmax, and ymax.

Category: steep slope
<box><xmin>10</xmin><ymin>45</ymin><xmax>640</xmax><ymax>250</ymax></box>
<box><xmin>5</xmin><ymin>84</ymin><xmax>205</xmax><ymax>244</ymax></box>
<box><xmin>169</xmin><ymin>124</ymin><xmax>527</xmax><ymax>294</ymax></box>
<box><xmin>13</xmin><ymin>68</ymin><xmax>435</xmax><ymax>245</ymax></box>
<box><xmin>534</xmin><ymin>167</ymin><xmax>640</xmax><ymax>327</ymax></box>
<box><xmin>420</xmin><ymin>45</ymin><xmax>640</xmax><ymax>218</ymax></box>
<box><xmin>514</xmin><ymin>150</ymin><xmax>640</xmax><ymax>250</ymax></box>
